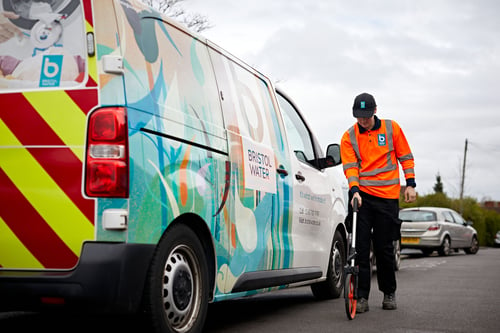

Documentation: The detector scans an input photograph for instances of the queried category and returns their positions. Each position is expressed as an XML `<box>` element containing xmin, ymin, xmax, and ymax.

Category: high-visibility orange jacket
<box><xmin>340</xmin><ymin>117</ymin><xmax>415</xmax><ymax>199</ymax></box>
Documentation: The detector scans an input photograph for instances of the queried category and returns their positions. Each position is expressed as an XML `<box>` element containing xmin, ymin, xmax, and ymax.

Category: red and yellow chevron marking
<box><xmin>0</xmin><ymin>88</ymin><xmax>97</xmax><ymax>270</ymax></box>
<box><xmin>0</xmin><ymin>90</ymin><xmax>97</xmax><ymax>269</ymax></box>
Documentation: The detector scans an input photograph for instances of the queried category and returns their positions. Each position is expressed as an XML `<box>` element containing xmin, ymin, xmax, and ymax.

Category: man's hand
<box><xmin>404</xmin><ymin>186</ymin><xmax>417</xmax><ymax>203</ymax></box>
<box><xmin>351</xmin><ymin>192</ymin><xmax>362</xmax><ymax>208</ymax></box>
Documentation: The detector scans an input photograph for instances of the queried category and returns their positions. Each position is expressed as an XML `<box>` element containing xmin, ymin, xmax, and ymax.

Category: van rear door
<box><xmin>0</xmin><ymin>0</ymin><xmax>97</xmax><ymax>270</ymax></box>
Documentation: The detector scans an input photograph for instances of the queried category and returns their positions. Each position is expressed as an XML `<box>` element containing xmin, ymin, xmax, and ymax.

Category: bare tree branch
<box><xmin>141</xmin><ymin>0</ymin><xmax>213</xmax><ymax>32</ymax></box>
<box><xmin>183</xmin><ymin>13</ymin><xmax>213</xmax><ymax>33</ymax></box>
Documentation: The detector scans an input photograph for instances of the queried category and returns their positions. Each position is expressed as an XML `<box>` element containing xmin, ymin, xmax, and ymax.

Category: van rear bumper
<box><xmin>0</xmin><ymin>242</ymin><xmax>155</xmax><ymax>313</ymax></box>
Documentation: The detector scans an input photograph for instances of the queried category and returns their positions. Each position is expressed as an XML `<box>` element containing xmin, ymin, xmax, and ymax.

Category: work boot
<box><xmin>382</xmin><ymin>293</ymin><xmax>397</xmax><ymax>310</ymax></box>
<box><xmin>356</xmin><ymin>298</ymin><xmax>369</xmax><ymax>313</ymax></box>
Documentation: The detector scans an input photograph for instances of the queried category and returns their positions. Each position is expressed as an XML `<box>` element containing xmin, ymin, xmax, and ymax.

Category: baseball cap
<box><xmin>352</xmin><ymin>93</ymin><xmax>377</xmax><ymax>118</ymax></box>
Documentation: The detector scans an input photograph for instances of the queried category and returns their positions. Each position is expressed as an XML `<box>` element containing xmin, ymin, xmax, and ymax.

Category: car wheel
<box><xmin>393</xmin><ymin>239</ymin><xmax>401</xmax><ymax>271</ymax></box>
<box><xmin>438</xmin><ymin>236</ymin><xmax>451</xmax><ymax>256</ymax></box>
<box><xmin>464</xmin><ymin>236</ymin><xmax>479</xmax><ymax>255</ymax></box>
<box><xmin>143</xmin><ymin>224</ymin><xmax>210</xmax><ymax>333</ymax></box>
<box><xmin>311</xmin><ymin>230</ymin><xmax>346</xmax><ymax>299</ymax></box>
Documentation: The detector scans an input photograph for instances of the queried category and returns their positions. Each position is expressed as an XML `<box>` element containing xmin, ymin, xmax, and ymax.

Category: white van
<box><xmin>0</xmin><ymin>1</ymin><xmax>347</xmax><ymax>332</ymax></box>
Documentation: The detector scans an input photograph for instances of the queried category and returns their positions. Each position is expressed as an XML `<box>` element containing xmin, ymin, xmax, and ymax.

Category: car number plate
<box><xmin>402</xmin><ymin>237</ymin><xmax>420</xmax><ymax>244</ymax></box>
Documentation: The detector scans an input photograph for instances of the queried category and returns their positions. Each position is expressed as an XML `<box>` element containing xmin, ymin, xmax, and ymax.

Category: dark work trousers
<box><xmin>355</xmin><ymin>191</ymin><xmax>400</xmax><ymax>300</ymax></box>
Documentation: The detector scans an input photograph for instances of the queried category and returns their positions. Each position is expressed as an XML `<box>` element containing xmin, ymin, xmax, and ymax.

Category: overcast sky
<box><xmin>182</xmin><ymin>0</ymin><xmax>500</xmax><ymax>201</ymax></box>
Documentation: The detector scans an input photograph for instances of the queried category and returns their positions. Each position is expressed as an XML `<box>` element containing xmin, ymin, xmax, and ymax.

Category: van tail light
<box><xmin>427</xmin><ymin>224</ymin><xmax>440</xmax><ymax>231</ymax></box>
<box><xmin>84</xmin><ymin>107</ymin><xmax>129</xmax><ymax>198</ymax></box>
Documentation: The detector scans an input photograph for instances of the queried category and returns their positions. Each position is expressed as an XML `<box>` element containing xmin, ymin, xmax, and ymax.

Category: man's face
<box><xmin>357</xmin><ymin>116</ymin><xmax>375</xmax><ymax>130</ymax></box>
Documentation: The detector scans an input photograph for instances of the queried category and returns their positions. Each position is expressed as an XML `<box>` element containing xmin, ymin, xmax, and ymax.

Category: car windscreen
<box><xmin>399</xmin><ymin>210</ymin><xmax>437</xmax><ymax>222</ymax></box>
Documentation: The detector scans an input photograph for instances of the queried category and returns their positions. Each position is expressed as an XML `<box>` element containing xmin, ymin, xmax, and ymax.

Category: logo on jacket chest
<box><xmin>377</xmin><ymin>134</ymin><xmax>386</xmax><ymax>146</ymax></box>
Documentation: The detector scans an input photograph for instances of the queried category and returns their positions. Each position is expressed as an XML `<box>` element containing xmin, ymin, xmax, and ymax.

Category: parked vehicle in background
<box><xmin>399</xmin><ymin>207</ymin><xmax>479</xmax><ymax>256</ymax></box>
<box><xmin>494</xmin><ymin>231</ymin><xmax>500</xmax><ymax>247</ymax></box>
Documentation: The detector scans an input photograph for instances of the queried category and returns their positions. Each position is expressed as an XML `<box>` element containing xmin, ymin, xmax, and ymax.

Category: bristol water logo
<box><xmin>378</xmin><ymin>134</ymin><xmax>386</xmax><ymax>146</ymax></box>
<box><xmin>39</xmin><ymin>55</ymin><xmax>63</xmax><ymax>87</ymax></box>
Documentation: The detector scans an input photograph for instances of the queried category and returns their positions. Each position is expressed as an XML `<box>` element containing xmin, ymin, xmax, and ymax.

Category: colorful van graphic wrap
<box><xmin>93</xmin><ymin>0</ymin><xmax>295</xmax><ymax>295</ymax></box>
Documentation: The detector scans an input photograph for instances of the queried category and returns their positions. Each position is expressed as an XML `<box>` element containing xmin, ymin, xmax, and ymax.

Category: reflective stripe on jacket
<box><xmin>340</xmin><ymin>118</ymin><xmax>415</xmax><ymax>199</ymax></box>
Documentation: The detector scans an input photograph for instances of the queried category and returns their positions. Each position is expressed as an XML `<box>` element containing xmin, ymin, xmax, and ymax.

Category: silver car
<box><xmin>399</xmin><ymin>207</ymin><xmax>479</xmax><ymax>256</ymax></box>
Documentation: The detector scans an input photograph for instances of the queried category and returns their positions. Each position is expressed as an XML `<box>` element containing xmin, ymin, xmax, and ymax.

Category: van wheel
<box><xmin>311</xmin><ymin>230</ymin><xmax>345</xmax><ymax>299</ymax></box>
<box><xmin>144</xmin><ymin>224</ymin><xmax>209</xmax><ymax>333</ymax></box>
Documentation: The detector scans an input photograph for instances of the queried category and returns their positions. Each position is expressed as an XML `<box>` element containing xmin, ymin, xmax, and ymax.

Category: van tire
<box><xmin>143</xmin><ymin>224</ymin><xmax>210</xmax><ymax>333</ymax></box>
<box><xmin>311</xmin><ymin>230</ymin><xmax>345</xmax><ymax>299</ymax></box>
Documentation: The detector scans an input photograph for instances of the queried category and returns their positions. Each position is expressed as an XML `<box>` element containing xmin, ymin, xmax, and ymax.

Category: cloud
<box><xmin>184</xmin><ymin>0</ymin><xmax>500</xmax><ymax>200</ymax></box>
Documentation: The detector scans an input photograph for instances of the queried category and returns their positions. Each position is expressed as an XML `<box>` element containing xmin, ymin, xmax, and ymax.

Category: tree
<box><xmin>141</xmin><ymin>0</ymin><xmax>213</xmax><ymax>32</ymax></box>
<box><xmin>433</xmin><ymin>172</ymin><xmax>444</xmax><ymax>193</ymax></box>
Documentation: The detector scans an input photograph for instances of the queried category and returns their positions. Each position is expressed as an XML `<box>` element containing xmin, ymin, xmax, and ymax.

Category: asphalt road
<box><xmin>1</xmin><ymin>247</ymin><xmax>499</xmax><ymax>333</ymax></box>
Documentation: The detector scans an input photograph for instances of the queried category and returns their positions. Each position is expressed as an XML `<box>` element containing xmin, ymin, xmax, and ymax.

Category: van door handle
<box><xmin>295</xmin><ymin>172</ymin><xmax>305</xmax><ymax>182</ymax></box>
<box><xmin>276</xmin><ymin>168</ymin><xmax>288</xmax><ymax>177</ymax></box>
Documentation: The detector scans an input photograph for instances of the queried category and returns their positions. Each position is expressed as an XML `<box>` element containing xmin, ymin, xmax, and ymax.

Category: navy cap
<box><xmin>353</xmin><ymin>93</ymin><xmax>377</xmax><ymax>118</ymax></box>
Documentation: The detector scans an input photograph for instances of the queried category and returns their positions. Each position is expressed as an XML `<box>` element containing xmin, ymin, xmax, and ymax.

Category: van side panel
<box><xmin>107</xmin><ymin>1</ymin><xmax>296</xmax><ymax>298</ymax></box>
<box><xmin>208</xmin><ymin>49</ymin><xmax>294</xmax><ymax>295</ymax></box>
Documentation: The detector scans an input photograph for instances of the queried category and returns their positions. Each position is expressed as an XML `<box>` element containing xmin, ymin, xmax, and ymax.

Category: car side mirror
<box><xmin>318</xmin><ymin>143</ymin><xmax>342</xmax><ymax>169</ymax></box>
<box><xmin>466</xmin><ymin>220</ymin><xmax>474</xmax><ymax>226</ymax></box>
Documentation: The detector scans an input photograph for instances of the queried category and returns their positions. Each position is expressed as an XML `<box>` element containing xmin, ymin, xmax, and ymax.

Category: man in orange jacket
<box><xmin>341</xmin><ymin>92</ymin><xmax>416</xmax><ymax>313</ymax></box>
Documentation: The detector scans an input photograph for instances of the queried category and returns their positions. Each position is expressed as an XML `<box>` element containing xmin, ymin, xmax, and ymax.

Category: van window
<box><xmin>276</xmin><ymin>92</ymin><xmax>316</xmax><ymax>167</ymax></box>
<box><xmin>0</xmin><ymin>0</ymin><xmax>87</xmax><ymax>92</ymax></box>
